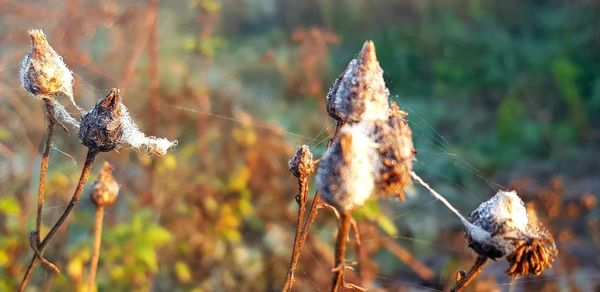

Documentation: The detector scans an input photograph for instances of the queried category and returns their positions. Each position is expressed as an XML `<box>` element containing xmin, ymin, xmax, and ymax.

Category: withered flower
<box><xmin>288</xmin><ymin>145</ymin><xmax>315</xmax><ymax>178</ymax></box>
<box><xmin>79</xmin><ymin>88</ymin><xmax>177</xmax><ymax>155</ymax></box>
<box><xmin>326</xmin><ymin>41</ymin><xmax>389</xmax><ymax>123</ymax></box>
<box><xmin>20</xmin><ymin>29</ymin><xmax>75</xmax><ymax>103</ymax></box>
<box><xmin>466</xmin><ymin>191</ymin><xmax>558</xmax><ymax>277</ymax></box>
<box><xmin>79</xmin><ymin>89</ymin><xmax>123</xmax><ymax>152</ymax></box>
<box><xmin>90</xmin><ymin>162</ymin><xmax>120</xmax><ymax>207</ymax></box>
<box><xmin>316</xmin><ymin>124</ymin><xmax>379</xmax><ymax>212</ymax></box>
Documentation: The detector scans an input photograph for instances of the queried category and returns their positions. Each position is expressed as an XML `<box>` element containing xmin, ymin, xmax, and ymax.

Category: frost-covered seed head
<box><xmin>79</xmin><ymin>89</ymin><xmax>123</xmax><ymax>152</ymax></box>
<box><xmin>466</xmin><ymin>190</ymin><xmax>558</xmax><ymax>277</ymax></box>
<box><xmin>20</xmin><ymin>30</ymin><xmax>74</xmax><ymax>100</ymax></box>
<box><xmin>90</xmin><ymin>162</ymin><xmax>120</xmax><ymax>207</ymax></box>
<box><xmin>316</xmin><ymin>124</ymin><xmax>378</xmax><ymax>213</ymax></box>
<box><xmin>288</xmin><ymin>145</ymin><xmax>315</xmax><ymax>178</ymax></box>
<box><xmin>326</xmin><ymin>41</ymin><xmax>390</xmax><ymax>123</ymax></box>
<box><xmin>371</xmin><ymin>103</ymin><xmax>415</xmax><ymax>199</ymax></box>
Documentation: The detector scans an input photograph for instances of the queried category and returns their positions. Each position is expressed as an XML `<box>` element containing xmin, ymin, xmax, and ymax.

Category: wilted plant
<box><xmin>88</xmin><ymin>161</ymin><xmax>120</xmax><ymax>292</ymax></box>
<box><xmin>283</xmin><ymin>40</ymin><xmax>415</xmax><ymax>291</ymax></box>
<box><xmin>18</xmin><ymin>30</ymin><xmax>177</xmax><ymax>291</ymax></box>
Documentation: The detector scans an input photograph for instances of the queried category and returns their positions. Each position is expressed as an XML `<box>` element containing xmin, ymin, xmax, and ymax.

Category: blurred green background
<box><xmin>0</xmin><ymin>0</ymin><xmax>599</xmax><ymax>291</ymax></box>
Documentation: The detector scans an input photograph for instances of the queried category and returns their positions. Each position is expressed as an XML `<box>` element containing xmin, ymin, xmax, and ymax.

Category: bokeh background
<box><xmin>1</xmin><ymin>0</ymin><xmax>599</xmax><ymax>291</ymax></box>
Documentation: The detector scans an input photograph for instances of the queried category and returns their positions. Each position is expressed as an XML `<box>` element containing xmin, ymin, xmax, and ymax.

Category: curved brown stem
<box><xmin>331</xmin><ymin>213</ymin><xmax>352</xmax><ymax>292</ymax></box>
<box><xmin>28</xmin><ymin>232</ymin><xmax>60</xmax><ymax>274</ymax></box>
<box><xmin>19</xmin><ymin>150</ymin><xmax>98</xmax><ymax>292</ymax></box>
<box><xmin>88</xmin><ymin>206</ymin><xmax>104</xmax><ymax>292</ymax></box>
<box><xmin>450</xmin><ymin>256</ymin><xmax>488</xmax><ymax>292</ymax></box>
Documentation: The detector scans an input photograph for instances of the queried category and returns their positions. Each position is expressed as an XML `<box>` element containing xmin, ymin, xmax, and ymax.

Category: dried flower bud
<box><xmin>79</xmin><ymin>89</ymin><xmax>123</xmax><ymax>152</ymax></box>
<box><xmin>326</xmin><ymin>41</ymin><xmax>390</xmax><ymax>123</ymax></box>
<box><xmin>20</xmin><ymin>30</ymin><xmax>75</xmax><ymax>103</ymax></box>
<box><xmin>466</xmin><ymin>191</ymin><xmax>557</xmax><ymax>276</ymax></box>
<box><xmin>79</xmin><ymin>88</ymin><xmax>177</xmax><ymax>155</ymax></box>
<box><xmin>90</xmin><ymin>162</ymin><xmax>120</xmax><ymax>207</ymax></box>
<box><xmin>288</xmin><ymin>145</ymin><xmax>315</xmax><ymax>178</ymax></box>
<box><xmin>316</xmin><ymin>124</ymin><xmax>378</xmax><ymax>213</ymax></box>
<box><xmin>372</xmin><ymin>103</ymin><xmax>415</xmax><ymax>199</ymax></box>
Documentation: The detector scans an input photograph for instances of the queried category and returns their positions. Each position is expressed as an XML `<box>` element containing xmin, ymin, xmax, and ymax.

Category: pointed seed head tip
<box><xmin>359</xmin><ymin>40</ymin><xmax>377</xmax><ymax>66</ymax></box>
<box><xmin>90</xmin><ymin>161</ymin><xmax>120</xmax><ymax>207</ymax></box>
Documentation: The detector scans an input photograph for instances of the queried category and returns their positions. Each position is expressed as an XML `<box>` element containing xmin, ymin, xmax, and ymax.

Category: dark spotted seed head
<box><xmin>288</xmin><ymin>145</ymin><xmax>315</xmax><ymax>178</ymax></box>
<box><xmin>79</xmin><ymin>89</ymin><xmax>123</xmax><ymax>152</ymax></box>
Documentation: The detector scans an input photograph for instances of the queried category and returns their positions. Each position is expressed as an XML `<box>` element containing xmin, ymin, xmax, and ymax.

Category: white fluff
<box><xmin>118</xmin><ymin>104</ymin><xmax>177</xmax><ymax>156</ymax></box>
<box><xmin>340</xmin><ymin>124</ymin><xmax>378</xmax><ymax>209</ymax></box>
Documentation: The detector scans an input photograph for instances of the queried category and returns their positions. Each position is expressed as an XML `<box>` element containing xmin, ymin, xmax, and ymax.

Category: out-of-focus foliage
<box><xmin>0</xmin><ymin>0</ymin><xmax>599</xmax><ymax>290</ymax></box>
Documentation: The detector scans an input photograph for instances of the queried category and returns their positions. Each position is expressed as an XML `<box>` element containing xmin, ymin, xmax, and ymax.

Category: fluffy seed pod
<box><xmin>20</xmin><ymin>29</ymin><xmax>74</xmax><ymax>102</ymax></box>
<box><xmin>372</xmin><ymin>103</ymin><xmax>415</xmax><ymax>199</ymax></box>
<box><xmin>90</xmin><ymin>162</ymin><xmax>120</xmax><ymax>207</ymax></box>
<box><xmin>466</xmin><ymin>191</ymin><xmax>558</xmax><ymax>276</ymax></box>
<box><xmin>79</xmin><ymin>89</ymin><xmax>123</xmax><ymax>152</ymax></box>
<box><xmin>288</xmin><ymin>145</ymin><xmax>315</xmax><ymax>178</ymax></box>
<box><xmin>316</xmin><ymin>124</ymin><xmax>378</xmax><ymax>213</ymax></box>
<box><xmin>326</xmin><ymin>41</ymin><xmax>389</xmax><ymax>123</ymax></box>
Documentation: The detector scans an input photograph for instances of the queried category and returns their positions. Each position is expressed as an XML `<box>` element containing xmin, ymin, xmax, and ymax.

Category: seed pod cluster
<box><xmin>79</xmin><ymin>89</ymin><xmax>123</xmax><ymax>152</ymax></box>
<box><xmin>90</xmin><ymin>162</ymin><xmax>120</xmax><ymax>207</ymax></box>
<box><xmin>288</xmin><ymin>145</ymin><xmax>315</xmax><ymax>178</ymax></box>
<box><xmin>317</xmin><ymin>41</ymin><xmax>415</xmax><ymax>213</ymax></box>
<box><xmin>20</xmin><ymin>29</ymin><xmax>74</xmax><ymax>101</ymax></box>
<box><xmin>466</xmin><ymin>190</ymin><xmax>557</xmax><ymax>277</ymax></box>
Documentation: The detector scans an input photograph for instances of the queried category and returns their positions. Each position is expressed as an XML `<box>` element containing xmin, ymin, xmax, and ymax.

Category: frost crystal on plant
<box><xmin>20</xmin><ymin>29</ymin><xmax>77</xmax><ymax>107</ymax></box>
<box><xmin>326</xmin><ymin>41</ymin><xmax>390</xmax><ymax>123</ymax></box>
<box><xmin>79</xmin><ymin>88</ymin><xmax>177</xmax><ymax>155</ymax></box>
<box><xmin>466</xmin><ymin>190</ymin><xmax>558</xmax><ymax>276</ymax></box>
<box><xmin>316</xmin><ymin>124</ymin><xmax>378</xmax><ymax>212</ymax></box>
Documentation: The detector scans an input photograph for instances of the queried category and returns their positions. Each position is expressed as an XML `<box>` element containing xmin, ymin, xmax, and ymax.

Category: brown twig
<box><xmin>281</xmin><ymin>170</ymin><xmax>310</xmax><ymax>291</ymax></box>
<box><xmin>19</xmin><ymin>150</ymin><xmax>98</xmax><ymax>291</ymax></box>
<box><xmin>380</xmin><ymin>236</ymin><xmax>434</xmax><ymax>280</ymax></box>
<box><xmin>450</xmin><ymin>255</ymin><xmax>488</xmax><ymax>292</ymax></box>
<box><xmin>282</xmin><ymin>121</ymin><xmax>344</xmax><ymax>292</ymax></box>
<box><xmin>35</xmin><ymin>99</ymin><xmax>55</xmax><ymax>246</ymax></box>
<box><xmin>331</xmin><ymin>213</ymin><xmax>352</xmax><ymax>292</ymax></box>
<box><xmin>88</xmin><ymin>206</ymin><xmax>104</xmax><ymax>292</ymax></box>
<box><xmin>28</xmin><ymin>232</ymin><xmax>60</xmax><ymax>274</ymax></box>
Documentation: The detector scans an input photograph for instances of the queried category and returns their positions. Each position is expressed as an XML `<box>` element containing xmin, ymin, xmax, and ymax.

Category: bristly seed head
<box><xmin>466</xmin><ymin>190</ymin><xmax>558</xmax><ymax>276</ymax></box>
<box><xmin>326</xmin><ymin>40</ymin><xmax>390</xmax><ymax>123</ymax></box>
<box><xmin>288</xmin><ymin>145</ymin><xmax>315</xmax><ymax>178</ymax></box>
<box><xmin>20</xmin><ymin>29</ymin><xmax>75</xmax><ymax>104</ymax></box>
<box><xmin>79</xmin><ymin>89</ymin><xmax>124</xmax><ymax>152</ymax></box>
<box><xmin>90</xmin><ymin>162</ymin><xmax>120</xmax><ymax>207</ymax></box>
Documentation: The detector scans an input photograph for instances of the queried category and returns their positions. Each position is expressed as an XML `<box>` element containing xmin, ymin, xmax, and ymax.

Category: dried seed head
<box><xmin>371</xmin><ymin>103</ymin><xmax>415</xmax><ymax>199</ymax></box>
<box><xmin>288</xmin><ymin>145</ymin><xmax>315</xmax><ymax>178</ymax></box>
<box><xmin>326</xmin><ymin>41</ymin><xmax>389</xmax><ymax>123</ymax></box>
<box><xmin>79</xmin><ymin>89</ymin><xmax>123</xmax><ymax>152</ymax></box>
<box><xmin>316</xmin><ymin>124</ymin><xmax>378</xmax><ymax>213</ymax></box>
<box><xmin>90</xmin><ymin>162</ymin><xmax>120</xmax><ymax>207</ymax></box>
<box><xmin>79</xmin><ymin>88</ymin><xmax>177</xmax><ymax>155</ymax></box>
<box><xmin>20</xmin><ymin>29</ymin><xmax>75</xmax><ymax>102</ymax></box>
<box><xmin>466</xmin><ymin>190</ymin><xmax>558</xmax><ymax>276</ymax></box>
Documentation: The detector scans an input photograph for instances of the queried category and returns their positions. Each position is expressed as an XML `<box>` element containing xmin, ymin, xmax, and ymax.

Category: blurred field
<box><xmin>0</xmin><ymin>0</ymin><xmax>599</xmax><ymax>291</ymax></box>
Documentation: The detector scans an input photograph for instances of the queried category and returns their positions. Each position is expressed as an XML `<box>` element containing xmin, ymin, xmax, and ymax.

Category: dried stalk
<box><xmin>282</xmin><ymin>122</ymin><xmax>343</xmax><ymax>292</ymax></box>
<box><xmin>88</xmin><ymin>206</ymin><xmax>104</xmax><ymax>292</ymax></box>
<box><xmin>451</xmin><ymin>256</ymin><xmax>488</xmax><ymax>292</ymax></box>
<box><xmin>19</xmin><ymin>150</ymin><xmax>98</xmax><ymax>291</ymax></box>
<box><xmin>331</xmin><ymin>213</ymin><xmax>351</xmax><ymax>292</ymax></box>
<box><xmin>281</xmin><ymin>169</ymin><xmax>310</xmax><ymax>291</ymax></box>
<box><xmin>35</xmin><ymin>99</ymin><xmax>55</xmax><ymax>245</ymax></box>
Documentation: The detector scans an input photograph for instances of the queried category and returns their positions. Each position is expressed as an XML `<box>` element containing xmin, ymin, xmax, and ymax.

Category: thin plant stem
<box><xmin>281</xmin><ymin>173</ymin><xmax>309</xmax><ymax>291</ymax></box>
<box><xmin>36</xmin><ymin>99</ymin><xmax>55</xmax><ymax>246</ymax></box>
<box><xmin>331</xmin><ymin>213</ymin><xmax>351</xmax><ymax>292</ymax></box>
<box><xmin>282</xmin><ymin>121</ymin><xmax>343</xmax><ymax>292</ymax></box>
<box><xmin>88</xmin><ymin>206</ymin><xmax>104</xmax><ymax>292</ymax></box>
<box><xmin>19</xmin><ymin>150</ymin><xmax>98</xmax><ymax>292</ymax></box>
<box><xmin>450</xmin><ymin>256</ymin><xmax>488</xmax><ymax>292</ymax></box>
